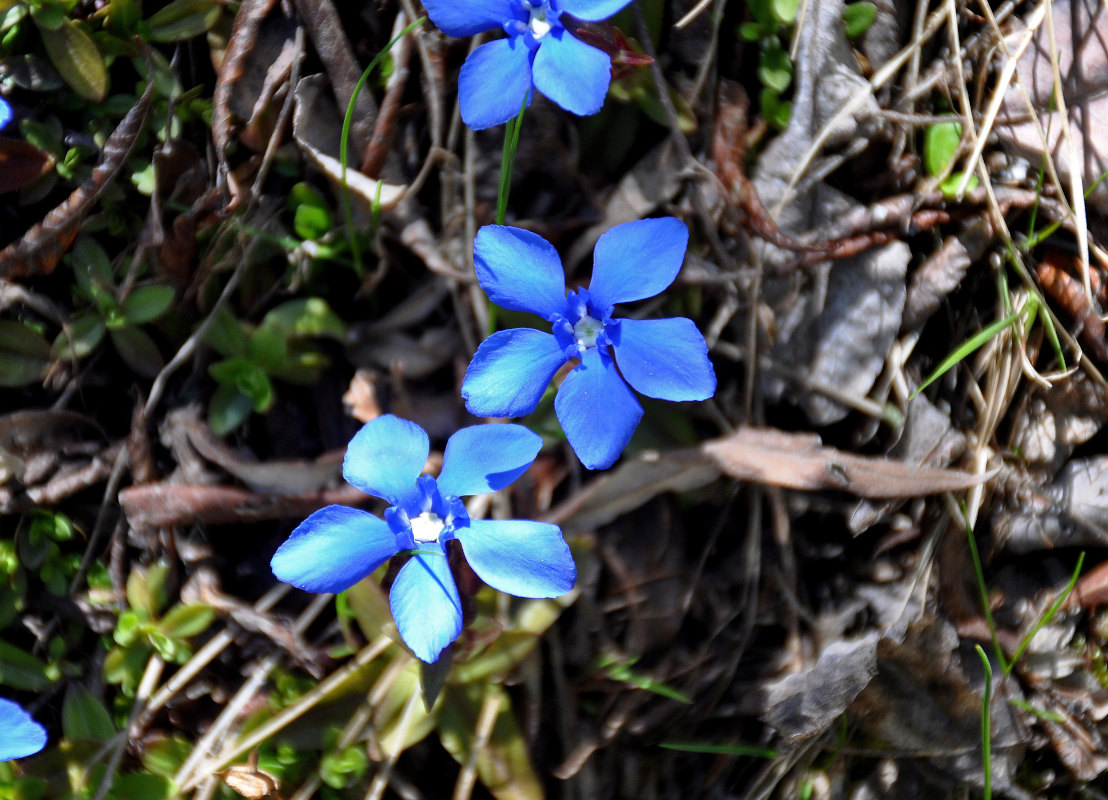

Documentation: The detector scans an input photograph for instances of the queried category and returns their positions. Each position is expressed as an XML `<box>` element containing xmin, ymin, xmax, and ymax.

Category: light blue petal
<box><xmin>588</xmin><ymin>218</ymin><xmax>689</xmax><ymax>308</ymax></box>
<box><xmin>462</xmin><ymin>329</ymin><xmax>566</xmax><ymax>418</ymax></box>
<box><xmin>459</xmin><ymin>37</ymin><xmax>534</xmax><ymax>130</ymax></box>
<box><xmin>0</xmin><ymin>698</ymin><xmax>47</xmax><ymax>761</ymax></box>
<box><xmin>0</xmin><ymin>99</ymin><xmax>12</xmax><ymax>131</ymax></box>
<box><xmin>271</xmin><ymin>506</ymin><xmax>399</xmax><ymax>594</ymax></box>
<box><xmin>531</xmin><ymin>29</ymin><xmax>611</xmax><ymax>116</ymax></box>
<box><xmin>556</xmin><ymin>0</ymin><xmax>634</xmax><ymax>21</ymax></box>
<box><xmin>343</xmin><ymin>415</ymin><xmax>428</xmax><ymax>507</ymax></box>
<box><xmin>438</xmin><ymin>424</ymin><xmax>542</xmax><ymax>497</ymax></box>
<box><xmin>389</xmin><ymin>545</ymin><xmax>462</xmax><ymax>663</ymax></box>
<box><xmin>423</xmin><ymin>0</ymin><xmax>516</xmax><ymax>37</ymax></box>
<box><xmin>474</xmin><ymin>226</ymin><xmax>567</xmax><ymax>317</ymax></box>
<box><xmin>554</xmin><ymin>347</ymin><xmax>642</xmax><ymax>469</ymax></box>
<box><xmin>457</xmin><ymin>519</ymin><xmax>576</xmax><ymax>597</ymax></box>
<box><xmin>610</xmin><ymin>317</ymin><xmax>716</xmax><ymax>401</ymax></box>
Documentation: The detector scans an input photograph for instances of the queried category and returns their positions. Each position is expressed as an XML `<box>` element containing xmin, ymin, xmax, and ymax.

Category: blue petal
<box><xmin>343</xmin><ymin>415</ymin><xmax>428</xmax><ymax>507</ymax></box>
<box><xmin>462</xmin><ymin>328</ymin><xmax>566</xmax><ymax>418</ymax></box>
<box><xmin>556</xmin><ymin>0</ymin><xmax>634</xmax><ymax>21</ymax></box>
<box><xmin>554</xmin><ymin>347</ymin><xmax>642</xmax><ymax>469</ymax></box>
<box><xmin>459</xmin><ymin>37</ymin><xmax>534</xmax><ymax>130</ymax></box>
<box><xmin>271</xmin><ymin>506</ymin><xmax>399</xmax><ymax>594</ymax></box>
<box><xmin>438</xmin><ymin>424</ymin><xmax>542</xmax><ymax>497</ymax></box>
<box><xmin>389</xmin><ymin>545</ymin><xmax>462</xmax><ymax>663</ymax></box>
<box><xmin>456</xmin><ymin>519</ymin><xmax>576</xmax><ymax>597</ymax></box>
<box><xmin>423</xmin><ymin>0</ymin><xmax>517</xmax><ymax>37</ymax></box>
<box><xmin>474</xmin><ymin>226</ymin><xmax>567</xmax><ymax>318</ymax></box>
<box><xmin>588</xmin><ymin>218</ymin><xmax>689</xmax><ymax>308</ymax></box>
<box><xmin>0</xmin><ymin>698</ymin><xmax>47</xmax><ymax>761</ymax></box>
<box><xmin>531</xmin><ymin>29</ymin><xmax>611</xmax><ymax>117</ymax></box>
<box><xmin>0</xmin><ymin>99</ymin><xmax>11</xmax><ymax>131</ymax></box>
<box><xmin>610</xmin><ymin>317</ymin><xmax>716</xmax><ymax>401</ymax></box>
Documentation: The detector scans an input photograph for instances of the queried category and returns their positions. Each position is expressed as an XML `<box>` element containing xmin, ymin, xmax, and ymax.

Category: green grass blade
<box><xmin>1005</xmin><ymin>552</ymin><xmax>1084</xmax><ymax>673</ymax></box>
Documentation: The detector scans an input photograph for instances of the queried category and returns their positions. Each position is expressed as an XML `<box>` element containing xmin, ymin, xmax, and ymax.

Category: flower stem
<box><xmin>340</xmin><ymin>15</ymin><xmax>427</xmax><ymax>276</ymax></box>
<box><xmin>495</xmin><ymin>96</ymin><xmax>528</xmax><ymax>225</ymax></box>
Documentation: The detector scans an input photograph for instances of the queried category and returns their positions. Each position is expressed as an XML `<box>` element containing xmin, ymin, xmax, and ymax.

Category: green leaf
<box><xmin>110</xmin><ymin>325</ymin><xmax>164</xmax><ymax>379</ymax></box>
<box><xmin>145</xmin><ymin>0</ymin><xmax>221</xmax><ymax>42</ymax></box>
<box><xmin>27</xmin><ymin>0</ymin><xmax>65</xmax><ymax>30</ymax></box>
<box><xmin>0</xmin><ymin>640</ymin><xmax>53</xmax><ymax>690</ymax></box>
<box><xmin>110</xmin><ymin>0</ymin><xmax>142</xmax><ymax>34</ymax></box>
<box><xmin>759</xmin><ymin>87</ymin><xmax>791</xmax><ymax>129</ymax></box>
<box><xmin>51</xmin><ymin>314</ymin><xmax>106</xmax><ymax>361</ymax></box>
<box><xmin>924</xmin><ymin>120</ymin><xmax>963</xmax><ymax>177</ymax></box>
<box><xmin>758</xmin><ymin>43</ymin><xmax>792</xmax><ymax>93</ymax></box>
<box><xmin>157</xmin><ymin>604</ymin><xmax>214</xmax><ymax>639</ymax></box>
<box><xmin>120</xmin><ymin>285</ymin><xmax>175</xmax><ymax>325</ymax></box>
<box><xmin>0</xmin><ymin>320</ymin><xmax>50</xmax><ymax>387</ymax></box>
<box><xmin>140</xmin><ymin>736</ymin><xmax>191</xmax><ymax>779</ymax></box>
<box><xmin>63</xmin><ymin>684</ymin><xmax>116</xmax><ymax>742</ymax></box>
<box><xmin>113</xmin><ymin>609</ymin><xmax>146</xmax><ymax>647</ymax></box>
<box><xmin>289</xmin><ymin>183</ymin><xmax>333</xmax><ymax>240</ymax></box>
<box><xmin>104</xmin><ymin>644</ymin><xmax>149</xmax><ymax>691</ymax></box>
<box><xmin>263</xmin><ymin>297</ymin><xmax>346</xmax><ymax>339</ymax></box>
<box><xmin>843</xmin><ymin>2</ymin><xmax>877</xmax><ymax>38</ymax></box>
<box><xmin>106</xmin><ymin>773</ymin><xmax>175</xmax><ymax>800</ymax></box>
<box><xmin>147</xmin><ymin>630</ymin><xmax>188</xmax><ymax>662</ymax></box>
<box><xmin>201</xmin><ymin>309</ymin><xmax>249</xmax><ymax>358</ymax></box>
<box><xmin>37</xmin><ymin>18</ymin><xmax>109</xmax><ymax>102</ymax></box>
<box><xmin>246</xmin><ymin>322</ymin><xmax>288</xmax><ymax>371</ymax></box>
<box><xmin>770</xmin><ymin>0</ymin><xmax>800</xmax><ymax>24</ymax></box>
<box><xmin>319</xmin><ymin>745</ymin><xmax>368</xmax><ymax>789</ymax></box>
<box><xmin>71</xmin><ymin>236</ymin><xmax>114</xmax><ymax>295</ymax></box>
<box><xmin>208</xmin><ymin>383</ymin><xmax>253</xmax><ymax>434</ymax></box>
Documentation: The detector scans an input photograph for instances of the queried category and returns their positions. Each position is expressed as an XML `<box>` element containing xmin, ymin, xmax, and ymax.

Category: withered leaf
<box><xmin>0</xmin><ymin>138</ymin><xmax>55</xmax><ymax>194</ymax></box>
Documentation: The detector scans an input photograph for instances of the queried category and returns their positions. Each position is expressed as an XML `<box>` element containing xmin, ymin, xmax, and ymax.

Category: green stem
<box><xmin>495</xmin><ymin>97</ymin><xmax>528</xmax><ymax>225</ymax></box>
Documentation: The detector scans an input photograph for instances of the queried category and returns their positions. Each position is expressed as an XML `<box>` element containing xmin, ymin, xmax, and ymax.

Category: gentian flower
<box><xmin>0</xmin><ymin>98</ymin><xmax>11</xmax><ymax>131</ymax></box>
<box><xmin>461</xmin><ymin>217</ymin><xmax>716</xmax><ymax>470</ymax></box>
<box><xmin>271</xmin><ymin>415</ymin><xmax>576</xmax><ymax>663</ymax></box>
<box><xmin>422</xmin><ymin>0</ymin><xmax>633</xmax><ymax>129</ymax></box>
<box><xmin>0</xmin><ymin>698</ymin><xmax>47</xmax><ymax>761</ymax></box>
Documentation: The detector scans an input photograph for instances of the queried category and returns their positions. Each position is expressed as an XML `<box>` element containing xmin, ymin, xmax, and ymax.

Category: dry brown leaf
<box><xmin>701</xmin><ymin>427</ymin><xmax>989</xmax><ymax>498</ymax></box>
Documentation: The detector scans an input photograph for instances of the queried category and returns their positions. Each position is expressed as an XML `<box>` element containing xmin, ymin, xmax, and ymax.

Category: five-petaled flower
<box><xmin>271</xmin><ymin>415</ymin><xmax>576</xmax><ymax>663</ymax></box>
<box><xmin>461</xmin><ymin>217</ymin><xmax>716</xmax><ymax>470</ymax></box>
<box><xmin>422</xmin><ymin>0</ymin><xmax>633</xmax><ymax>129</ymax></box>
<box><xmin>0</xmin><ymin>698</ymin><xmax>47</xmax><ymax>761</ymax></box>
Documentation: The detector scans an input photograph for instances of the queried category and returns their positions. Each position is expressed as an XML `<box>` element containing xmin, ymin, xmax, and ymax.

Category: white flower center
<box><xmin>410</xmin><ymin>511</ymin><xmax>445</xmax><ymax>543</ymax></box>
<box><xmin>525</xmin><ymin>2</ymin><xmax>552</xmax><ymax>39</ymax></box>
<box><xmin>573</xmin><ymin>315</ymin><xmax>602</xmax><ymax>349</ymax></box>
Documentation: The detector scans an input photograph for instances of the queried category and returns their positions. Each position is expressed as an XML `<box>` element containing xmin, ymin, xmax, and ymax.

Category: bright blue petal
<box><xmin>556</xmin><ymin>0</ymin><xmax>633</xmax><ymax>21</ymax></box>
<box><xmin>474</xmin><ymin>226</ymin><xmax>567</xmax><ymax>317</ymax></box>
<box><xmin>610</xmin><ymin>317</ymin><xmax>716</xmax><ymax>401</ymax></box>
<box><xmin>459</xmin><ymin>37</ymin><xmax>533</xmax><ymax>130</ymax></box>
<box><xmin>462</xmin><ymin>329</ymin><xmax>566</xmax><ymax>418</ymax></box>
<box><xmin>343</xmin><ymin>415</ymin><xmax>428</xmax><ymax>507</ymax></box>
<box><xmin>271</xmin><ymin>506</ymin><xmax>399</xmax><ymax>594</ymax></box>
<box><xmin>0</xmin><ymin>699</ymin><xmax>47</xmax><ymax>761</ymax></box>
<box><xmin>423</xmin><ymin>0</ymin><xmax>516</xmax><ymax>37</ymax></box>
<box><xmin>438</xmin><ymin>424</ymin><xmax>542</xmax><ymax>497</ymax></box>
<box><xmin>588</xmin><ymin>218</ymin><xmax>689</xmax><ymax>307</ymax></box>
<box><xmin>389</xmin><ymin>545</ymin><xmax>462</xmax><ymax>663</ymax></box>
<box><xmin>532</xmin><ymin>29</ymin><xmax>611</xmax><ymax>116</ymax></box>
<box><xmin>0</xmin><ymin>99</ymin><xmax>12</xmax><ymax>131</ymax></box>
<box><xmin>457</xmin><ymin>519</ymin><xmax>575</xmax><ymax>597</ymax></box>
<box><xmin>555</xmin><ymin>347</ymin><xmax>642</xmax><ymax>469</ymax></box>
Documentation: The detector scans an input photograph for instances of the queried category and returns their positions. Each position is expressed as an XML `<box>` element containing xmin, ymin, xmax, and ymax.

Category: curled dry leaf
<box><xmin>0</xmin><ymin>138</ymin><xmax>55</xmax><ymax>194</ymax></box>
<box><xmin>702</xmin><ymin>427</ymin><xmax>989</xmax><ymax>499</ymax></box>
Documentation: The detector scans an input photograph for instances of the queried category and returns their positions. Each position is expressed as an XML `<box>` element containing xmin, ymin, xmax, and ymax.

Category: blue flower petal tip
<box><xmin>0</xmin><ymin>698</ymin><xmax>47</xmax><ymax>761</ymax></box>
<box><xmin>426</xmin><ymin>0</ymin><xmax>629</xmax><ymax>128</ymax></box>
<box><xmin>271</xmin><ymin>417</ymin><xmax>575</xmax><ymax>663</ymax></box>
<box><xmin>464</xmin><ymin>217</ymin><xmax>715</xmax><ymax>469</ymax></box>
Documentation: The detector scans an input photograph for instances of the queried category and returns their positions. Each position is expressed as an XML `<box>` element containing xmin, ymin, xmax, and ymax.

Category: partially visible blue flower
<box><xmin>422</xmin><ymin>0</ymin><xmax>633</xmax><ymax>129</ymax></box>
<box><xmin>0</xmin><ymin>98</ymin><xmax>12</xmax><ymax>131</ymax></box>
<box><xmin>0</xmin><ymin>698</ymin><xmax>47</xmax><ymax>761</ymax></box>
<box><xmin>271</xmin><ymin>415</ymin><xmax>576</xmax><ymax>663</ymax></box>
<box><xmin>461</xmin><ymin>218</ymin><xmax>716</xmax><ymax>470</ymax></box>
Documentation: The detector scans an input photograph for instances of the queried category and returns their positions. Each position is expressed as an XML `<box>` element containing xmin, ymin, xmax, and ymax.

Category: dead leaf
<box><xmin>0</xmin><ymin>138</ymin><xmax>55</xmax><ymax>194</ymax></box>
<box><xmin>702</xmin><ymin>427</ymin><xmax>989</xmax><ymax>498</ymax></box>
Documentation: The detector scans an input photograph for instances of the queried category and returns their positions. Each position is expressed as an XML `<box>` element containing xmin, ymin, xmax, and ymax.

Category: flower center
<box><xmin>522</xmin><ymin>0</ymin><xmax>553</xmax><ymax>39</ymax></box>
<box><xmin>410</xmin><ymin>511</ymin><xmax>446</xmax><ymax>543</ymax></box>
<box><xmin>573</xmin><ymin>315</ymin><xmax>603</xmax><ymax>349</ymax></box>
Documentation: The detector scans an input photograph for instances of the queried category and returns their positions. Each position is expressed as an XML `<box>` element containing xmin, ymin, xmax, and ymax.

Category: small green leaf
<box><xmin>739</xmin><ymin>21</ymin><xmax>768</xmax><ymax>41</ymax></box>
<box><xmin>843</xmin><ymin>2</ymin><xmax>877</xmax><ymax>39</ymax></box>
<box><xmin>246</xmin><ymin>322</ymin><xmax>288</xmax><ymax>372</ymax></box>
<box><xmin>208</xmin><ymin>383</ymin><xmax>253</xmax><ymax>434</ymax></box>
<box><xmin>320</xmin><ymin>745</ymin><xmax>368</xmax><ymax>789</ymax></box>
<box><xmin>114</xmin><ymin>609</ymin><xmax>146</xmax><ymax>647</ymax></box>
<box><xmin>120</xmin><ymin>285</ymin><xmax>175</xmax><ymax>325</ymax></box>
<box><xmin>28</xmin><ymin>0</ymin><xmax>65</xmax><ymax>30</ymax></box>
<box><xmin>52</xmin><ymin>314</ymin><xmax>106</xmax><ymax>361</ymax></box>
<box><xmin>0</xmin><ymin>320</ymin><xmax>50</xmax><ymax>387</ymax></box>
<box><xmin>72</xmin><ymin>236</ymin><xmax>114</xmax><ymax>297</ymax></box>
<box><xmin>0</xmin><ymin>640</ymin><xmax>53</xmax><ymax>690</ymax></box>
<box><xmin>37</xmin><ymin>18</ymin><xmax>109</xmax><ymax>101</ymax></box>
<box><xmin>289</xmin><ymin>183</ymin><xmax>333</xmax><ymax>240</ymax></box>
<box><xmin>157</xmin><ymin>604</ymin><xmax>214</xmax><ymax>639</ymax></box>
<box><xmin>63</xmin><ymin>684</ymin><xmax>116</xmax><ymax>742</ymax></box>
<box><xmin>759</xmin><ymin>87</ymin><xmax>791</xmax><ymax>129</ymax></box>
<box><xmin>110</xmin><ymin>0</ymin><xmax>142</xmax><ymax>34</ymax></box>
<box><xmin>110</xmin><ymin>326</ymin><xmax>164</xmax><ymax>379</ymax></box>
<box><xmin>201</xmin><ymin>309</ymin><xmax>249</xmax><ymax>358</ymax></box>
<box><xmin>262</xmin><ymin>297</ymin><xmax>346</xmax><ymax>339</ymax></box>
<box><xmin>771</xmin><ymin>0</ymin><xmax>800</xmax><ymax>24</ymax></box>
<box><xmin>924</xmin><ymin>120</ymin><xmax>963</xmax><ymax>177</ymax></box>
<box><xmin>939</xmin><ymin>171</ymin><xmax>979</xmax><ymax>198</ymax></box>
<box><xmin>145</xmin><ymin>0</ymin><xmax>221</xmax><ymax>43</ymax></box>
<box><xmin>758</xmin><ymin>43</ymin><xmax>792</xmax><ymax>93</ymax></box>
<box><xmin>147</xmin><ymin>630</ymin><xmax>188</xmax><ymax>662</ymax></box>
<box><xmin>105</xmin><ymin>773</ymin><xmax>175</xmax><ymax>800</ymax></box>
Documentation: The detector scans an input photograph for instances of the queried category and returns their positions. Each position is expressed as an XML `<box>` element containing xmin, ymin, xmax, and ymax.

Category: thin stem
<box><xmin>495</xmin><ymin>97</ymin><xmax>528</xmax><ymax>226</ymax></box>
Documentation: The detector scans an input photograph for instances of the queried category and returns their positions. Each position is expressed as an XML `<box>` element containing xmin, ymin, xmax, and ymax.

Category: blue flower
<box><xmin>271</xmin><ymin>415</ymin><xmax>576</xmax><ymax>663</ymax></box>
<box><xmin>0</xmin><ymin>698</ymin><xmax>47</xmax><ymax>761</ymax></box>
<box><xmin>0</xmin><ymin>98</ymin><xmax>12</xmax><ymax>131</ymax></box>
<box><xmin>422</xmin><ymin>0</ymin><xmax>633</xmax><ymax>129</ymax></box>
<box><xmin>461</xmin><ymin>218</ymin><xmax>716</xmax><ymax>470</ymax></box>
